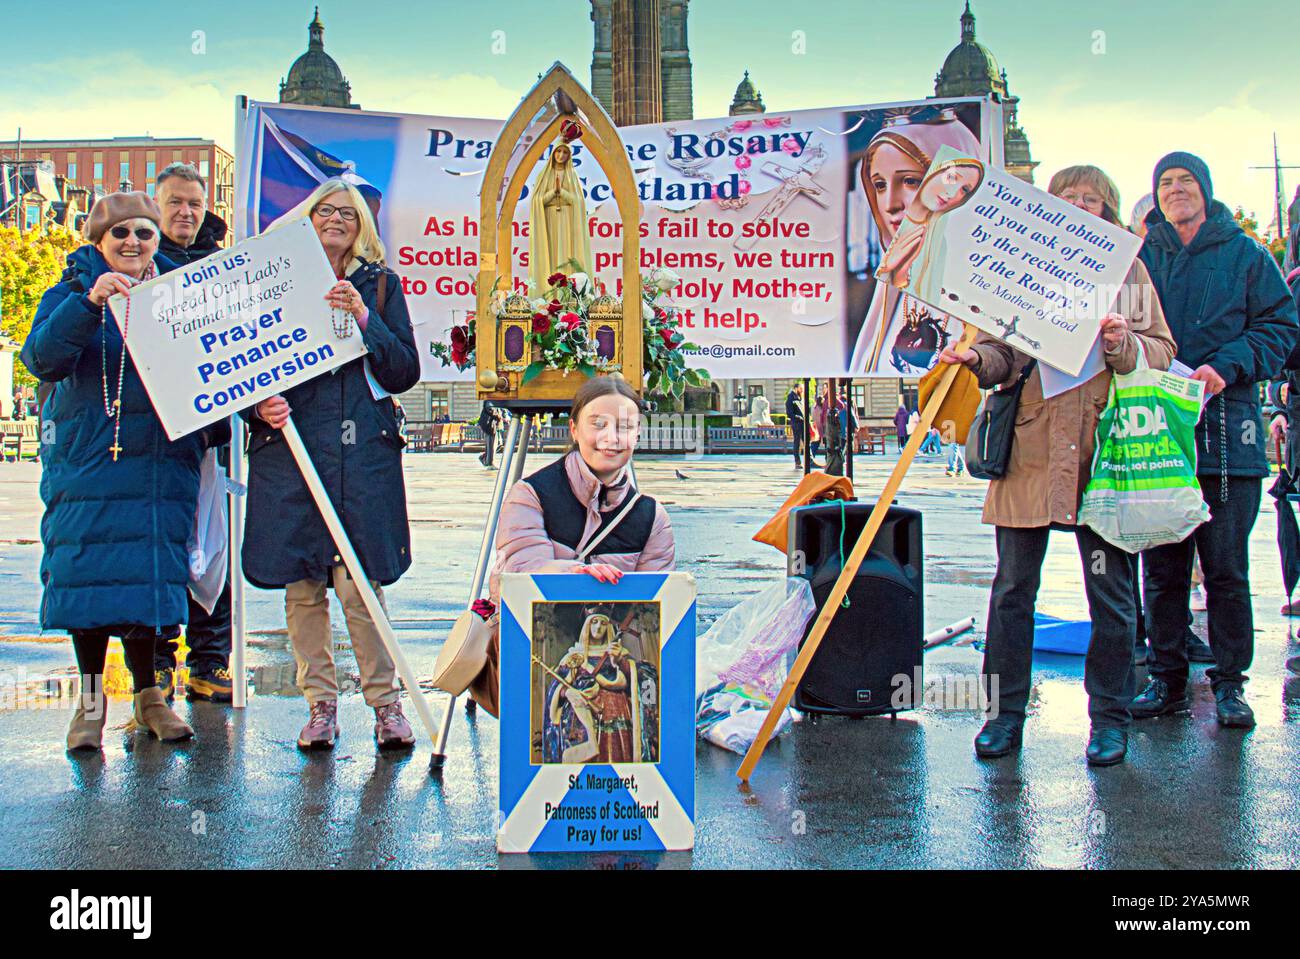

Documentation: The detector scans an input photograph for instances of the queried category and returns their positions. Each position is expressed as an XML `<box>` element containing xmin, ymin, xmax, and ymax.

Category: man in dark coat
<box><xmin>478</xmin><ymin>402</ymin><xmax>497</xmax><ymax>468</ymax></box>
<box><xmin>785</xmin><ymin>382</ymin><xmax>805</xmax><ymax>468</ymax></box>
<box><xmin>1134</xmin><ymin>152</ymin><xmax>1299</xmax><ymax>729</ymax></box>
<box><xmin>151</xmin><ymin>162</ymin><xmax>237</xmax><ymax>700</ymax></box>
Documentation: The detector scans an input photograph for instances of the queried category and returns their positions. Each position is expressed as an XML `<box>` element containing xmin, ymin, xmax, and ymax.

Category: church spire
<box><xmin>309</xmin><ymin>7</ymin><xmax>325</xmax><ymax>50</ymax></box>
<box><xmin>961</xmin><ymin>1</ymin><xmax>976</xmax><ymax>42</ymax></box>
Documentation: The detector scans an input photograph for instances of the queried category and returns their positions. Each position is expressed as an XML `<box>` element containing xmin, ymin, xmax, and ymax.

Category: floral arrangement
<box><xmin>431</xmin><ymin>263</ymin><xmax>710</xmax><ymax>398</ymax></box>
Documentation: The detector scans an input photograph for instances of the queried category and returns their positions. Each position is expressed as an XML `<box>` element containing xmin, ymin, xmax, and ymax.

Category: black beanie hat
<box><xmin>1152</xmin><ymin>152</ymin><xmax>1213</xmax><ymax>213</ymax></box>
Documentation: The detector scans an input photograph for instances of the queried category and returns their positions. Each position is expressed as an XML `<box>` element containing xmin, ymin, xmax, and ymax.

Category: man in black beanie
<box><xmin>1133</xmin><ymin>151</ymin><xmax>1298</xmax><ymax>729</ymax></box>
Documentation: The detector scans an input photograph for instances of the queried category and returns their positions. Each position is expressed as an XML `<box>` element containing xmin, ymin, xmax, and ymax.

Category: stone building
<box><xmin>590</xmin><ymin>0</ymin><xmax>693</xmax><ymax>123</ymax></box>
<box><xmin>279</xmin><ymin>7</ymin><xmax>360</xmax><ymax>110</ymax></box>
<box><xmin>932</xmin><ymin>2</ymin><xmax>1037</xmax><ymax>182</ymax></box>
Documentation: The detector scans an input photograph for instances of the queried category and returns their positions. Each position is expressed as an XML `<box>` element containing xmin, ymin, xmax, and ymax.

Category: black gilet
<box><xmin>526</xmin><ymin>456</ymin><xmax>656</xmax><ymax>557</ymax></box>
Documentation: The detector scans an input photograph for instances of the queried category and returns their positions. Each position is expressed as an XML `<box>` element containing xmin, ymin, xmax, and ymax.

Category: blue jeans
<box><xmin>947</xmin><ymin>442</ymin><xmax>965</xmax><ymax>473</ymax></box>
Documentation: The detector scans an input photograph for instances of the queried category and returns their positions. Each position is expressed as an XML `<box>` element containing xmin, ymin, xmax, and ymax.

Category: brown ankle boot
<box><xmin>133</xmin><ymin>686</ymin><xmax>194</xmax><ymax>741</ymax></box>
<box><xmin>66</xmin><ymin>680</ymin><xmax>107</xmax><ymax>752</ymax></box>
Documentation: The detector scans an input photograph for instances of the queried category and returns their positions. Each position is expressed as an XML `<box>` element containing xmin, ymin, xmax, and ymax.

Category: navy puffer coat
<box><xmin>21</xmin><ymin>245</ymin><xmax>226</xmax><ymax>631</ymax></box>
<box><xmin>242</xmin><ymin>258</ymin><xmax>420</xmax><ymax>588</ymax></box>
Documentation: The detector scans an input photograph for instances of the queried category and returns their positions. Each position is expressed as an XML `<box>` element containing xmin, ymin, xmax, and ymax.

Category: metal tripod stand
<box><xmin>429</xmin><ymin>411</ymin><xmax>534</xmax><ymax>770</ymax></box>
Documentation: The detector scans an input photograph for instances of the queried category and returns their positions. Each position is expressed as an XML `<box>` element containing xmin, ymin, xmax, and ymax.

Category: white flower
<box><xmin>568</xmin><ymin>272</ymin><xmax>590</xmax><ymax>295</ymax></box>
<box><xmin>642</xmin><ymin>298</ymin><xmax>654</xmax><ymax>321</ymax></box>
<box><xmin>648</xmin><ymin>267</ymin><xmax>680</xmax><ymax>293</ymax></box>
<box><xmin>531</xmin><ymin>297</ymin><xmax>548</xmax><ymax>312</ymax></box>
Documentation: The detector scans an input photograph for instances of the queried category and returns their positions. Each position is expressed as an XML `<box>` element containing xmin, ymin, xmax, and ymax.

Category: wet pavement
<box><xmin>1</xmin><ymin>450</ymin><xmax>1297</xmax><ymax>869</ymax></box>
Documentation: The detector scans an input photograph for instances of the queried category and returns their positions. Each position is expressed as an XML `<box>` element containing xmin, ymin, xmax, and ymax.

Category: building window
<box><xmin>851</xmin><ymin>384</ymin><xmax>868</xmax><ymax>418</ymax></box>
<box><xmin>431</xmin><ymin>391</ymin><xmax>449</xmax><ymax>422</ymax></box>
<box><xmin>146</xmin><ymin>159</ymin><xmax>156</xmax><ymax>183</ymax></box>
<box><xmin>93</xmin><ymin>155</ymin><xmax>103</xmax><ymax>183</ymax></box>
<box><xmin>68</xmin><ymin>161</ymin><xmax>77</xmax><ymax>181</ymax></box>
<box><xmin>24</xmin><ymin>204</ymin><xmax>41</xmax><ymax>231</ymax></box>
<box><xmin>147</xmin><ymin>183</ymin><xmax>155</xmax><ymax>198</ymax></box>
<box><xmin>119</xmin><ymin>158</ymin><xmax>130</xmax><ymax>182</ymax></box>
<box><xmin>199</xmin><ymin>159</ymin><xmax>210</xmax><ymax>179</ymax></box>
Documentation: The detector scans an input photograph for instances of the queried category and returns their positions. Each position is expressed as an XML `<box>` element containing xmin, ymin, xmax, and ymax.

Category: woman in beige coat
<box><xmin>938</xmin><ymin>165</ymin><xmax>1176</xmax><ymax>767</ymax></box>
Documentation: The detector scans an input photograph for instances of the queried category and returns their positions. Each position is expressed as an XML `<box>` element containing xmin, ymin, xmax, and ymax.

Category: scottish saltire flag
<box><xmin>243</xmin><ymin>106</ymin><xmax>383</xmax><ymax>235</ymax></box>
<box><xmin>497</xmin><ymin>572</ymin><xmax>696</xmax><ymax>853</ymax></box>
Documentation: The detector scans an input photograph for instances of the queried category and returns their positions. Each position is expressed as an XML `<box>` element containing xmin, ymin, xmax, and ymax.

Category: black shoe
<box><xmin>1213</xmin><ymin>684</ymin><xmax>1255</xmax><ymax>728</ymax></box>
<box><xmin>1186</xmin><ymin>633</ymin><xmax>1215</xmax><ymax>664</ymax></box>
<box><xmin>1130</xmin><ymin>677</ymin><xmax>1189</xmax><ymax>719</ymax></box>
<box><xmin>1086</xmin><ymin>727</ymin><xmax>1128</xmax><ymax>766</ymax></box>
<box><xmin>974</xmin><ymin>721</ymin><xmax>1022</xmax><ymax>758</ymax></box>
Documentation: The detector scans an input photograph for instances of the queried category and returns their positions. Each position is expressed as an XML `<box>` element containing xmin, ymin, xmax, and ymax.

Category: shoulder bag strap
<box><xmin>576</xmin><ymin>490</ymin><xmax>644</xmax><ymax>563</ymax></box>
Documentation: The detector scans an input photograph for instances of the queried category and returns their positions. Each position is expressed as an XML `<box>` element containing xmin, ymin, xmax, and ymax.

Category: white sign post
<box><xmin>876</xmin><ymin>145</ymin><xmax>1142</xmax><ymax>376</ymax></box>
<box><xmin>108</xmin><ymin>219</ymin><xmax>439</xmax><ymax>745</ymax></box>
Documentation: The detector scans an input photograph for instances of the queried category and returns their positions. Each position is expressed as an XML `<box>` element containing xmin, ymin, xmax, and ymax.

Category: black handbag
<box><xmin>965</xmin><ymin>359</ymin><xmax>1037</xmax><ymax>480</ymax></box>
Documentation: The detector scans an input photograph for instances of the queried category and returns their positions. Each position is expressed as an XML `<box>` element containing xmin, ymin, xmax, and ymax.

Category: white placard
<box><xmin>876</xmin><ymin>145</ymin><xmax>1142</xmax><ymax>377</ymax></box>
<box><xmin>108</xmin><ymin>218</ymin><xmax>366</xmax><ymax>439</ymax></box>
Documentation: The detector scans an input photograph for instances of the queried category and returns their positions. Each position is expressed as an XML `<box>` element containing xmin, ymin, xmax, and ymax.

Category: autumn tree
<box><xmin>0</xmin><ymin>226</ymin><xmax>80</xmax><ymax>387</ymax></box>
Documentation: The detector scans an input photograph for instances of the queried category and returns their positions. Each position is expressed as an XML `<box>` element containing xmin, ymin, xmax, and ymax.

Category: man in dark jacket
<box><xmin>153</xmin><ymin>162</ymin><xmax>235</xmax><ymax>701</ymax></box>
<box><xmin>1134</xmin><ymin>152</ymin><xmax>1299</xmax><ymax>729</ymax></box>
<box><xmin>785</xmin><ymin>382</ymin><xmax>805</xmax><ymax>468</ymax></box>
<box><xmin>478</xmin><ymin>402</ymin><xmax>497</xmax><ymax>468</ymax></box>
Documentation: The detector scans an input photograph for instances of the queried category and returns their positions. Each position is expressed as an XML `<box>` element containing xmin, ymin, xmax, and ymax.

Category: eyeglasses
<box><xmin>1059</xmin><ymin>192</ymin><xmax>1104</xmax><ymax>209</ymax></box>
<box><xmin>313</xmin><ymin>203</ymin><xmax>359</xmax><ymax>222</ymax></box>
<box><xmin>109</xmin><ymin>225</ymin><xmax>156</xmax><ymax>241</ymax></box>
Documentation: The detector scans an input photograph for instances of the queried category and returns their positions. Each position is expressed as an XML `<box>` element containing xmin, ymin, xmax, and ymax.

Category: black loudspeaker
<box><xmin>788</xmin><ymin>501</ymin><xmax>923</xmax><ymax>716</ymax></box>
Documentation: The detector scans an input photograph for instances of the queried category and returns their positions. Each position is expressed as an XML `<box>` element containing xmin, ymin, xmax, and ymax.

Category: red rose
<box><xmin>532</xmin><ymin>313</ymin><xmax>552</xmax><ymax>334</ymax></box>
<box><xmin>660</xmin><ymin>328</ymin><xmax>676</xmax><ymax>348</ymax></box>
<box><xmin>560</xmin><ymin>311</ymin><xmax>582</xmax><ymax>331</ymax></box>
<box><xmin>561</xmin><ymin>119</ymin><xmax>583</xmax><ymax>142</ymax></box>
<box><xmin>547</xmin><ymin>272</ymin><xmax>567</xmax><ymax>287</ymax></box>
<box><xmin>547</xmin><ymin>299</ymin><xmax>563</xmax><ymax>315</ymax></box>
<box><xmin>654</xmin><ymin>307</ymin><xmax>666</xmax><ymax>321</ymax></box>
<box><xmin>451</xmin><ymin>343</ymin><xmax>469</xmax><ymax>366</ymax></box>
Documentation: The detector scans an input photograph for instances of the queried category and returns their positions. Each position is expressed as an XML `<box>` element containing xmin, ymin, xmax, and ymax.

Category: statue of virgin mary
<box><xmin>529</xmin><ymin>139</ymin><xmax>593</xmax><ymax>292</ymax></box>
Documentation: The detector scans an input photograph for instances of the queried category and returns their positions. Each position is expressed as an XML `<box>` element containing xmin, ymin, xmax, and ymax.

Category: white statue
<box><xmin>747</xmin><ymin>393</ymin><xmax>774</xmax><ymax>427</ymax></box>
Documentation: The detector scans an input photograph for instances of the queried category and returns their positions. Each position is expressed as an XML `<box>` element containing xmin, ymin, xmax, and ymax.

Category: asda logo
<box><xmin>1112</xmin><ymin>404</ymin><xmax>1168</xmax><ymax>439</ymax></box>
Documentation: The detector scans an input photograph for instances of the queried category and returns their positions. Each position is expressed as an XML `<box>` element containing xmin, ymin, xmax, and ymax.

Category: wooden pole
<box><xmin>737</xmin><ymin>325</ymin><xmax>978</xmax><ymax>783</ymax></box>
<box><xmin>280</xmin><ymin>417</ymin><xmax>439</xmax><ymax>744</ymax></box>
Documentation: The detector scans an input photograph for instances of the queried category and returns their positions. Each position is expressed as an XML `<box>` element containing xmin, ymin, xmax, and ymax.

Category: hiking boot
<box><xmin>133</xmin><ymin>687</ymin><xmax>194</xmax><ymax>741</ymax></box>
<box><xmin>155</xmin><ymin>667</ymin><xmax>175</xmax><ymax>703</ymax></box>
<box><xmin>188</xmin><ymin>666</ymin><xmax>234</xmax><ymax>703</ymax></box>
<box><xmin>66</xmin><ymin>680</ymin><xmax>107</xmax><ymax>752</ymax></box>
<box><xmin>373</xmin><ymin>701</ymin><xmax>415</xmax><ymax>751</ymax></box>
<box><xmin>1214</xmin><ymin>684</ymin><xmax>1255</xmax><ymax>729</ymax></box>
<box><xmin>1130</xmin><ymin>677</ymin><xmax>1189</xmax><ymax>719</ymax></box>
<box><xmin>297</xmin><ymin>699</ymin><xmax>339</xmax><ymax>751</ymax></box>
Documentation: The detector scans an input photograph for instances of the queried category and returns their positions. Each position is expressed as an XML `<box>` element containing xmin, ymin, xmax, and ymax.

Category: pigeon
<box><xmin>674</xmin><ymin>469</ymin><xmax>690</xmax><ymax>480</ymax></box>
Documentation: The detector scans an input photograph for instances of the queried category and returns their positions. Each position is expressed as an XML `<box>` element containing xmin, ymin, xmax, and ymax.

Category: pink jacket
<box><xmin>488</xmin><ymin>451</ymin><xmax>675</xmax><ymax>604</ymax></box>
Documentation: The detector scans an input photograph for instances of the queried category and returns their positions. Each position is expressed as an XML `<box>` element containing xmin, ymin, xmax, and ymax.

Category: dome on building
<box><xmin>729</xmin><ymin>70</ymin><xmax>765</xmax><ymax>116</ymax></box>
<box><xmin>934</xmin><ymin>2</ymin><xmax>1004</xmax><ymax>98</ymax></box>
<box><xmin>279</xmin><ymin>8</ymin><xmax>359</xmax><ymax>109</ymax></box>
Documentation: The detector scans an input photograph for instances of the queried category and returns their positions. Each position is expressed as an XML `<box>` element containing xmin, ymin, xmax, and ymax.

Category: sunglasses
<box><xmin>110</xmin><ymin>225</ymin><xmax>156</xmax><ymax>241</ymax></box>
<box><xmin>313</xmin><ymin>203</ymin><xmax>359</xmax><ymax>222</ymax></box>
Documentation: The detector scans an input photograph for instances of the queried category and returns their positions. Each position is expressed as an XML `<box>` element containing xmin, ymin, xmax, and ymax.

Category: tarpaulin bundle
<box><xmin>752</xmin><ymin>472</ymin><xmax>854</xmax><ymax>554</ymax></box>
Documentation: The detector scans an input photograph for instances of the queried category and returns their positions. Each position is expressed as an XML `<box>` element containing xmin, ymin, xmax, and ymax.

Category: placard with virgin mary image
<box><xmin>842</xmin><ymin>101</ymin><xmax>990</xmax><ymax>376</ymax></box>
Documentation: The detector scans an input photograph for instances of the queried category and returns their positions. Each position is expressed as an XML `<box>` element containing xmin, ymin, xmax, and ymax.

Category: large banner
<box><xmin>235</xmin><ymin>96</ymin><xmax>999</xmax><ymax>380</ymax></box>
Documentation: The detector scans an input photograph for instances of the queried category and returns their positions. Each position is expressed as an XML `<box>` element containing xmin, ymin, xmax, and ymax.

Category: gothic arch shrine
<box><xmin>475</xmin><ymin>62</ymin><xmax>643</xmax><ymax>407</ymax></box>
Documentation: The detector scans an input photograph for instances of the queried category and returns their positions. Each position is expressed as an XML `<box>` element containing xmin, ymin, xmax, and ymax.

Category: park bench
<box><xmin>0</xmin><ymin>420</ymin><xmax>39</xmax><ymax>462</ymax></box>
<box><xmin>857</xmin><ymin>426</ymin><xmax>889</xmax><ymax>455</ymax></box>
<box><xmin>404</xmin><ymin>424</ymin><xmax>434</xmax><ymax>452</ymax></box>
<box><xmin>706</xmin><ymin>426</ymin><xmax>790</xmax><ymax>454</ymax></box>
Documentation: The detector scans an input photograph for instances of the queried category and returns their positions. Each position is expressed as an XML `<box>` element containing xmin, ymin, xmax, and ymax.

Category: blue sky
<box><xmin>2</xmin><ymin>0</ymin><xmax>1296</xmax><ymax>229</ymax></box>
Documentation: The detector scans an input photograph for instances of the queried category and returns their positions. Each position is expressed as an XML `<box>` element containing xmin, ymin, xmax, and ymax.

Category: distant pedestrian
<box><xmin>785</xmin><ymin>382</ymin><xmax>806</xmax><ymax>468</ymax></box>
<box><xmin>893</xmin><ymin>403</ymin><xmax>909</xmax><ymax>452</ymax></box>
<box><xmin>478</xmin><ymin>402</ymin><xmax>497</xmax><ymax>468</ymax></box>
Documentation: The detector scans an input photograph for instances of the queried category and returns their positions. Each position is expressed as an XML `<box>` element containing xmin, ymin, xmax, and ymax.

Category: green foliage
<box><xmin>0</xmin><ymin>227</ymin><xmax>80</xmax><ymax>387</ymax></box>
